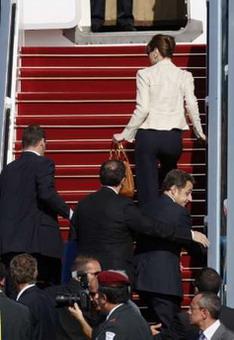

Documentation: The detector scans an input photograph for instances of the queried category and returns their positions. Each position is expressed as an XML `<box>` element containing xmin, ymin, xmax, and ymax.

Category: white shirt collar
<box><xmin>16</xmin><ymin>283</ymin><xmax>36</xmax><ymax>301</ymax></box>
<box><xmin>105</xmin><ymin>186</ymin><xmax>119</xmax><ymax>195</ymax></box>
<box><xmin>164</xmin><ymin>191</ymin><xmax>176</xmax><ymax>203</ymax></box>
<box><xmin>203</xmin><ymin>319</ymin><xmax>221</xmax><ymax>339</ymax></box>
<box><xmin>106</xmin><ymin>303</ymin><xmax>123</xmax><ymax>320</ymax></box>
<box><xmin>24</xmin><ymin>150</ymin><xmax>41</xmax><ymax>156</ymax></box>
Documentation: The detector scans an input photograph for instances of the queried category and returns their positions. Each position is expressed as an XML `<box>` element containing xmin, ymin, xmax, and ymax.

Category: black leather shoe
<box><xmin>117</xmin><ymin>24</ymin><xmax>136</xmax><ymax>31</ymax></box>
<box><xmin>91</xmin><ymin>24</ymin><xmax>104</xmax><ymax>32</ymax></box>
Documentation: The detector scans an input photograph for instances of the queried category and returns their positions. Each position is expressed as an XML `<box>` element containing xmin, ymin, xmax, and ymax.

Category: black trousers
<box><xmin>135</xmin><ymin>129</ymin><xmax>183</xmax><ymax>207</ymax></box>
<box><xmin>139</xmin><ymin>291</ymin><xmax>182</xmax><ymax>330</ymax></box>
<box><xmin>91</xmin><ymin>0</ymin><xmax>134</xmax><ymax>27</ymax></box>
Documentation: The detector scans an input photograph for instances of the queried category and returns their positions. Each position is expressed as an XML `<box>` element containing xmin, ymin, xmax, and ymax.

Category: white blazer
<box><xmin>119</xmin><ymin>58</ymin><xmax>205</xmax><ymax>142</ymax></box>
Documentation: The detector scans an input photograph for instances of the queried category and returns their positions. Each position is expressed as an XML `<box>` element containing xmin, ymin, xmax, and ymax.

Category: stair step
<box><xmin>181</xmin><ymin>253</ymin><xmax>206</xmax><ymax>268</ymax></box>
<box><xmin>21</xmin><ymin>45</ymin><xmax>206</xmax><ymax>55</ymax></box>
<box><xmin>20</xmin><ymin>76</ymin><xmax>205</xmax><ymax>93</ymax></box>
<box><xmin>17</xmin><ymin>91</ymin><xmax>135</xmax><ymax>100</ymax></box>
<box><xmin>17</xmin><ymin>100</ymin><xmax>206</xmax><ymax>116</ymax></box>
<box><xmin>15</xmin><ymin>125</ymin><xmax>206</xmax><ymax>140</ymax></box>
<box><xmin>20</xmin><ymin>44</ymin><xmax>206</xmax><ymax>68</ymax></box>
<box><xmin>14</xmin><ymin>144</ymin><xmax>206</xmax><ymax>164</ymax></box>
<box><xmin>20</xmin><ymin>53</ymin><xmax>206</xmax><ymax>68</ymax></box>
<box><xmin>53</xmin><ymin>176</ymin><xmax>206</xmax><ymax>192</ymax></box>
<box><xmin>15</xmin><ymin>114</ymin><xmax>206</xmax><ymax>127</ymax></box>
<box><xmin>53</xmin><ymin>163</ymin><xmax>206</xmax><ymax>177</ymax></box>
<box><xmin>20</xmin><ymin>66</ymin><xmax>206</xmax><ymax>78</ymax></box>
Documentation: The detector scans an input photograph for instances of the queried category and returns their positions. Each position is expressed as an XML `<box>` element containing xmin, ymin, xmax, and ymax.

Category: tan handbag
<box><xmin>109</xmin><ymin>143</ymin><xmax>135</xmax><ymax>198</ymax></box>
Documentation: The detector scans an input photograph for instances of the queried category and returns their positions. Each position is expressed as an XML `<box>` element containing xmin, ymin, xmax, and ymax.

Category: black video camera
<box><xmin>55</xmin><ymin>272</ymin><xmax>91</xmax><ymax>311</ymax></box>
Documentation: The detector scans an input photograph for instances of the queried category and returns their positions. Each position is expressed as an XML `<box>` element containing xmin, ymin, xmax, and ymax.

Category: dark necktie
<box><xmin>198</xmin><ymin>331</ymin><xmax>206</xmax><ymax>340</ymax></box>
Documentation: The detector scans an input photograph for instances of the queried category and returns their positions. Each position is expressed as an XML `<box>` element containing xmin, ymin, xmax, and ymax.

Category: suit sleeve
<box><xmin>69</xmin><ymin>203</ymin><xmax>79</xmax><ymax>240</ymax></box>
<box><xmin>123</xmin><ymin>202</ymin><xmax>192</xmax><ymax>242</ymax></box>
<box><xmin>119</xmin><ymin>69</ymin><xmax>150</xmax><ymax>142</ymax></box>
<box><xmin>36</xmin><ymin>157</ymin><xmax>70</xmax><ymax>218</ymax></box>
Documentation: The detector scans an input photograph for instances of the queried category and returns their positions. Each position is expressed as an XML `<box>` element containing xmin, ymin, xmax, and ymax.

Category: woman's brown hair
<box><xmin>146</xmin><ymin>34</ymin><xmax>176</xmax><ymax>58</ymax></box>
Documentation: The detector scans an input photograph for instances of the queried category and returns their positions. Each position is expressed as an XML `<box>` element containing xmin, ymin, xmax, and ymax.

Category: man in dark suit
<box><xmin>69</xmin><ymin>270</ymin><xmax>153</xmax><ymax>340</ymax></box>
<box><xmin>0</xmin><ymin>124</ymin><xmax>71</xmax><ymax>286</ymax></box>
<box><xmin>10</xmin><ymin>253</ymin><xmax>57</xmax><ymax>340</ymax></box>
<box><xmin>46</xmin><ymin>255</ymin><xmax>102</xmax><ymax>340</ymax></box>
<box><xmin>189</xmin><ymin>292</ymin><xmax>234</xmax><ymax>340</ymax></box>
<box><xmin>70</xmin><ymin>160</ymin><xmax>209</xmax><ymax>281</ymax></box>
<box><xmin>134</xmin><ymin>169</ymin><xmax>205</xmax><ymax>329</ymax></box>
<box><xmin>0</xmin><ymin>262</ymin><xmax>31</xmax><ymax>340</ymax></box>
<box><xmin>152</xmin><ymin>267</ymin><xmax>234</xmax><ymax>339</ymax></box>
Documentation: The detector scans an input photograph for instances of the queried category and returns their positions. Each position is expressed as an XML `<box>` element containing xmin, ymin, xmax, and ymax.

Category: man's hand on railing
<box><xmin>150</xmin><ymin>323</ymin><xmax>162</xmax><ymax>336</ymax></box>
<box><xmin>192</xmin><ymin>231</ymin><xmax>210</xmax><ymax>247</ymax></box>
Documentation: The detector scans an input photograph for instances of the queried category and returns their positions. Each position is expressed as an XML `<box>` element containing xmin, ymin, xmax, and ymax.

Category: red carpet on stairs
<box><xmin>16</xmin><ymin>44</ymin><xmax>207</xmax><ymax>307</ymax></box>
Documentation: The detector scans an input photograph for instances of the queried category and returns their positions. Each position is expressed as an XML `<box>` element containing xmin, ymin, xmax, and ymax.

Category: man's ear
<box><xmin>99</xmin><ymin>293</ymin><xmax>107</xmax><ymax>304</ymax></box>
<box><xmin>201</xmin><ymin>308</ymin><xmax>209</xmax><ymax>320</ymax></box>
<box><xmin>0</xmin><ymin>277</ymin><xmax>5</xmax><ymax>287</ymax></box>
<box><xmin>170</xmin><ymin>185</ymin><xmax>177</xmax><ymax>195</ymax></box>
<box><xmin>33</xmin><ymin>269</ymin><xmax>38</xmax><ymax>281</ymax></box>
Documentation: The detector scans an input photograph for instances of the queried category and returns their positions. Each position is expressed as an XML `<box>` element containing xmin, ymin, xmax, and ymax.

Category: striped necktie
<box><xmin>199</xmin><ymin>331</ymin><xmax>206</xmax><ymax>340</ymax></box>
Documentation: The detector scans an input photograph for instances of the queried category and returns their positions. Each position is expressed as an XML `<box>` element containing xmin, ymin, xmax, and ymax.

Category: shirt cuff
<box><xmin>191</xmin><ymin>230</ymin><xmax>194</xmax><ymax>240</ymax></box>
<box><xmin>69</xmin><ymin>209</ymin><xmax>73</xmax><ymax>220</ymax></box>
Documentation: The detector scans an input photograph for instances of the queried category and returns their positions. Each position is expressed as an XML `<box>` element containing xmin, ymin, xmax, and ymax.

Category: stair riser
<box><xmin>50</xmin><ymin>176</ymin><xmax>207</xmax><ymax>192</ymax></box>
<box><xmin>20</xmin><ymin>67</ymin><xmax>206</xmax><ymax>78</ymax></box>
<box><xmin>20</xmin><ymin>77</ymin><xmax>206</xmax><ymax>94</ymax></box>
<box><xmin>15</xmin><ymin>127</ymin><xmax>206</xmax><ymax>140</ymax></box>
<box><xmin>14</xmin><ymin>148</ymin><xmax>206</xmax><ymax>167</ymax></box>
<box><xmin>21</xmin><ymin>55</ymin><xmax>205</xmax><ymax>68</ymax></box>
<box><xmin>15</xmin><ymin>113</ymin><xmax>207</xmax><ymax>126</ymax></box>
<box><xmin>17</xmin><ymin>101</ymin><xmax>206</xmax><ymax>115</ymax></box>
<box><xmin>21</xmin><ymin>45</ymin><xmax>206</xmax><ymax>54</ymax></box>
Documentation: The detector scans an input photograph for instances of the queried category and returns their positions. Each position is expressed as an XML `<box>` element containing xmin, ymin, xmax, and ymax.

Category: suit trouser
<box><xmin>91</xmin><ymin>0</ymin><xmax>134</xmax><ymax>27</ymax></box>
<box><xmin>135</xmin><ymin>129</ymin><xmax>183</xmax><ymax>207</ymax></box>
<box><xmin>139</xmin><ymin>291</ymin><xmax>181</xmax><ymax>329</ymax></box>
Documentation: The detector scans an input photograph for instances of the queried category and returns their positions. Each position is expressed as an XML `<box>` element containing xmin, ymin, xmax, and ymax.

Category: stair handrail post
<box><xmin>0</xmin><ymin>0</ymin><xmax>22</xmax><ymax>170</ymax></box>
<box><xmin>6</xmin><ymin>0</ymin><xmax>23</xmax><ymax>165</ymax></box>
<box><xmin>226</xmin><ymin>0</ymin><xmax>234</xmax><ymax>308</ymax></box>
<box><xmin>207</xmin><ymin>0</ymin><xmax>222</xmax><ymax>272</ymax></box>
<box><xmin>0</xmin><ymin>0</ymin><xmax>12</xmax><ymax>170</ymax></box>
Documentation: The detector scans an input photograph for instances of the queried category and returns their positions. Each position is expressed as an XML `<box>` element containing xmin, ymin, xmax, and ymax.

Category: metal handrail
<box><xmin>0</xmin><ymin>0</ymin><xmax>21</xmax><ymax>169</ymax></box>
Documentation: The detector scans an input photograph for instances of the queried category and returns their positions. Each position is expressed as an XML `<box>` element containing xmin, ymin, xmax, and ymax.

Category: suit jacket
<box><xmin>0</xmin><ymin>291</ymin><xmax>31</xmax><ymax>340</ymax></box>
<box><xmin>155</xmin><ymin>306</ymin><xmax>234</xmax><ymax>340</ymax></box>
<box><xmin>70</xmin><ymin>187</ymin><xmax>192</xmax><ymax>280</ymax></box>
<box><xmin>0</xmin><ymin>152</ymin><xmax>70</xmax><ymax>258</ymax></box>
<box><xmin>134</xmin><ymin>195</ymin><xmax>199</xmax><ymax>297</ymax></box>
<box><xmin>119</xmin><ymin>58</ymin><xmax>204</xmax><ymax>142</ymax></box>
<box><xmin>18</xmin><ymin>285</ymin><xmax>57</xmax><ymax>340</ymax></box>
<box><xmin>92</xmin><ymin>303</ymin><xmax>153</xmax><ymax>340</ymax></box>
<box><xmin>211</xmin><ymin>323</ymin><xmax>234</xmax><ymax>340</ymax></box>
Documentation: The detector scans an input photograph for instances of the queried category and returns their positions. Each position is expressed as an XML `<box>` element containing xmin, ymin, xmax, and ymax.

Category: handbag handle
<box><xmin>109</xmin><ymin>142</ymin><xmax>128</xmax><ymax>162</ymax></box>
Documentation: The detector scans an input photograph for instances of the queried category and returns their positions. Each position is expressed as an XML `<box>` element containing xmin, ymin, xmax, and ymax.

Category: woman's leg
<box><xmin>158</xmin><ymin>129</ymin><xmax>183</xmax><ymax>187</ymax></box>
<box><xmin>135</xmin><ymin>130</ymin><xmax>159</xmax><ymax>208</ymax></box>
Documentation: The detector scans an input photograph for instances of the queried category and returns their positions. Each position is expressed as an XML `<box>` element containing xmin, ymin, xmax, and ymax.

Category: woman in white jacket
<box><xmin>113</xmin><ymin>34</ymin><xmax>206</xmax><ymax>207</ymax></box>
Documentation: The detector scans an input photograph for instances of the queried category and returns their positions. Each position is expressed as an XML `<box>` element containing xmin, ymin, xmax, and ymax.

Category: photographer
<box><xmin>69</xmin><ymin>270</ymin><xmax>153</xmax><ymax>340</ymax></box>
<box><xmin>45</xmin><ymin>256</ymin><xmax>101</xmax><ymax>340</ymax></box>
